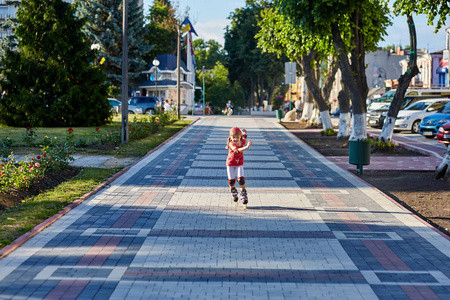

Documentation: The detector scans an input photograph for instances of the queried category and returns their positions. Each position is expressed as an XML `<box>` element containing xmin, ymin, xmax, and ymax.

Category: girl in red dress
<box><xmin>226</xmin><ymin>127</ymin><xmax>252</xmax><ymax>208</ymax></box>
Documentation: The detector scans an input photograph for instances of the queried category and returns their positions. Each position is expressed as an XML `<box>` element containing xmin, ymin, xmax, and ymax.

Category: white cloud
<box><xmin>193</xmin><ymin>19</ymin><xmax>231</xmax><ymax>47</ymax></box>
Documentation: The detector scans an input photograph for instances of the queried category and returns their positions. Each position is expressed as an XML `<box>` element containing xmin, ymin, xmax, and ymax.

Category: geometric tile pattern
<box><xmin>0</xmin><ymin>116</ymin><xmax>450</xmax><ymax>299</ymax></box>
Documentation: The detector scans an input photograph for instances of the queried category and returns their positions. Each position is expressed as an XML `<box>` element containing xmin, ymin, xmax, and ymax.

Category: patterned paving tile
<box><xmin>1</xmin><ymin>117</ymin><xmax>450</xmax><ymax>299</ymax></box>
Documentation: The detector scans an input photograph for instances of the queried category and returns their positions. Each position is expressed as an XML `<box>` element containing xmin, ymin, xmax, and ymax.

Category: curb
<box><xmin>0</xmin><ymin>118</ymin><xmax>199</xmax><ymax>260</ymax></box>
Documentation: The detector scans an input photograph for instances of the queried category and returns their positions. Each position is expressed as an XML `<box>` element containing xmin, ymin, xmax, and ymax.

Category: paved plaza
<box><xmin>1</xmin><ymin>116</ymin><xmax>450</xmax><ymax>299</ymax></box>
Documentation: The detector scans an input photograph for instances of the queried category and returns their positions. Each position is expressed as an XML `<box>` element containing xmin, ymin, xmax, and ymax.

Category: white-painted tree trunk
<box><xmin>320</xmin><ymin>110</ymin><xmax>333</xmax><ymax>130</ymax></box>
<box><xmin>349</xmin><ymin>113</ymin><xmax>367</xmax><ymax>140</ymax></box>
<box><xmin>311</xmin><ymin>108</ymin><xmax>321</xmax><ymax>125</ymax></box>
<box><xmin>435</xmin><ymin>146</ymin><xmax>450</xmax><ymax>180</ymax></box>
<box><xmin>378</xmin><ymin>116</ymin><xmax>396</xmax><ymax>141</ymax></box>
<box><xmin>301</xmin><ymin>102</ymin><xmax>314</xmax><ymax>122</ymax></box>
<box><xmin>337</xmin><ymin>112</ymin><xmax>351</xmax><ymax>138</ymax></box>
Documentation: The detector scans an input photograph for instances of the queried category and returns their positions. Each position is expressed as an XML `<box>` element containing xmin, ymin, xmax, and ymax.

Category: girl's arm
<box><xmin>235</xmin><ymin>139</ymin><xmax>252</xmax><ymax>153</ymax></box>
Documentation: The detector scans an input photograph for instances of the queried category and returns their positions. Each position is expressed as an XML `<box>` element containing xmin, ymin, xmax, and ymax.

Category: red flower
<box><xmin>26</xmin><ymin>126</ymin><xmax>31</xmax><ymax>130</ymax></box>
<box><xmin>0</xmin><ymin>172</ymin><xmax>3</xmax><ymax>176</ymax></box>
<box><xmin>96</xmin><ymin>127</ymin><xmax>100</xmax><ymax>131</ymax></box>
<box><xmin>42</xmin><ymin>153</ymin><xmax>46</xmax><ymax>157</ymax></box>
<box><xmin>146</xmin><ymin>126</ymin><xmax>149</xmax><ymax>128</ymax></box>
<box><xmin>120</xmin><ymin>126</ymin><xmax>122</xmax><ymax>129</ymax></box>
<box><xmin>155</xmin><ymin>121</ymin><xmax>160</xmax><ymax>124</ymax></box>
<box><xmin>66</xmin><ymin>152</ymin><xmax>69</xmax><ymax>155</ymax></box>
<box><xmin>110</xmin><ymin>132</ymin><xmax>113</xmax><ymax>135</ymax></box>
<box><xmin>23</xmin><ymin>175</ymin><xmax>27</xmax><ymax>179</ymax></box>
<box><xmin>36</xmin><ymin>155</ymin><xmax>41</xmax><ymax>159</ymax></box>
<box><xmin>29</xmin><ymin>165</ymin><xmax>33</xmax><ymax>168</ymax></box>
<box><xmin>132</xmin><ymin>127</ymin><xmax>135</xmax><ymax>130</ymax></box>
<box><xmin>68</xmin><ymin>128</ymin><xmax>73</xmax><ymax>132</ymax></box>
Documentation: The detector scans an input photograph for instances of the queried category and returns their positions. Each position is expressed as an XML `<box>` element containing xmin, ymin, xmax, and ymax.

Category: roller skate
<box><xmin>240</xmin><ymin>189</ymin><xmax>248</xmax><ymax>209</ymax></box>
<box><xmin>231</xmin><ymin>187</ymin><xmax>239</xmax><ymax>205</ymax></box>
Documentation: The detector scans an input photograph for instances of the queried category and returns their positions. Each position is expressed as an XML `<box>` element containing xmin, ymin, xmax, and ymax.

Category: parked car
<box><xmin>127</xmin><ymin>104</ymin><xmax>143</xmax><ymax>114</ymax></box>
<box><xmin>108</xmin><ymin>98</ymin><xmax>121</xmax><ymax>114</ymax></box>
<box><xmin>367</xmin><ymin>104</ymin><xmax>390</xmax><ymax>128</ymax></box>
<box><xmin>128</xmin><ymin>96</ymin><xmax>160</xmax><ymax>115</ymax></box>
<box><xmin>394</xmin><ymin>99</ymin><xmax>450</xmax><ymax>133</ymax></box>
<box><xmin>436</xmin><ymin>122</ymin><xmax>450</xmax><ymax>146</ymax></box>
<box><xmin>418</xmin><ymin>102</ymin><xmax>450</xmax><ymax>138</ymax></box>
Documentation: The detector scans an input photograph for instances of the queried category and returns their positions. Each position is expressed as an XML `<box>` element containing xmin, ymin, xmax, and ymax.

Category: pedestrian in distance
<box><xmin>225</xmin><ymin>127</ymin><xmax>252</xmax><ymax>209</ymax></box>
<box><xmin>164</xmin><ymin>99</ymin><xmax>171</xmax><ymax>112</ymax></box>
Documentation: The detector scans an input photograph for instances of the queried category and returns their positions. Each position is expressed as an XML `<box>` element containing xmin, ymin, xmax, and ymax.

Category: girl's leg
<box><xmin>227</xmin><ymin>166</ymin><xmax>238</xmax><ymax>202</ymax></box>
<box><xmin>236</xmin><ymin>166</ymin><xmax>248</xmax><ymax>205</ymax></box>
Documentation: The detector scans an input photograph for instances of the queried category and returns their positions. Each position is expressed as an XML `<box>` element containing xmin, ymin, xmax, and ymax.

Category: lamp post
<box><xmin>121</xmin><ymin>0</ymin><xmax>128</xmax><ymax>144</ymax></box>
<box><xmin>152</xmin><ymin>58</ymin><xmax>160</xmax><ymax>100</ymax></box>
<box><xmin>202</xmin><ymin>66</ymin><xmax>205</xmax><ymax>116</ymax></box>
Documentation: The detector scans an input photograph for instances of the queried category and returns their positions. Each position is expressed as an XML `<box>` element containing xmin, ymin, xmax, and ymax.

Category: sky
<box><xmin>143</xmin><ymin>0</ymin><xmax>450</xmax><ymax>53</ymax></box>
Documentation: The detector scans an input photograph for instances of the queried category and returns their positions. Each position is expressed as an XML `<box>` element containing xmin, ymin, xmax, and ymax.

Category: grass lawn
<box><xmin>0</xmin><ymin>118</ymin><xmax>193</xmax><ymax>250</ymax></box>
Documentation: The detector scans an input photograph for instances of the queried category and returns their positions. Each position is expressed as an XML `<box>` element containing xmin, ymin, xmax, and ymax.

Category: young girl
<box><xmin>226</xmin><ymin>127</ymin><xmax>252</xmax><ymax>208</ymax></box>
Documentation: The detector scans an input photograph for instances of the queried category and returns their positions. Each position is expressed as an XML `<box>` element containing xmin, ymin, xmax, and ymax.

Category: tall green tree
<box><xmin>276</xmin><ymin>0</ymin><xmax>390</xmax><ymax>140</ymax></box>
<box><xmin>224</xmin><ymin>1</ymin><xmax>284</xmax><ymax>108</ymax></box>
<box><xmin>77</xmin><ymin>0</ymin><xmax>150</xmax><ymax>91</ymax></box>
<box><xmin>143</xmin><ymin>0</ymin><xmax>178</xmax><ymax>61</ymax></box>
<box><xmin>193</xmin><ymin>39</ymin><xmax>226</xmax><ymax>70</ymax></box>
<box><xmin>0</xmin><ymin>0</ymin><xmax>110</xmax><ymax>127</ymax></box>
<box><xmin>196</xmin><ymin>62</ymin><xmax>245</xmax><ymax>112</ymax></box>
<box><xmin>256</xmin><ymin>8</ymin><xmax>339</xmax><ymax>132</ymax></box>
<box><xmin>378</xmin><ymin>1</ymin><xmax>450</xmax><ymax>142</ymax></box>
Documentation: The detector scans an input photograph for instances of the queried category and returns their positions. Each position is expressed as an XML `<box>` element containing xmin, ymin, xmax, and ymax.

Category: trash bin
<box><xmin>349</xmin><ymin>140</ymin><xmax>371</xmax><ymax>175</ymax></box>
<box><xmin>276</xmin><ymin>109</ymin><xmax>283</xmax><ymax>122</ymax></box>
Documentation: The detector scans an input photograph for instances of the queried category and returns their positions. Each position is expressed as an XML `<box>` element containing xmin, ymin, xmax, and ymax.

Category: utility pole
<box><xmin>176</xmin><ymin>25</ymin><xmax>181</xmax><ymax>120</ymax></box>
<box><xmin>121</xmin><ymin>0</ymin><xmax>128</xmax><ymax>144</ymax></box>
<box><xmin>202</xmin><ymin>66</ymin><xmax>205</xmax><ymax>116</ymax></box>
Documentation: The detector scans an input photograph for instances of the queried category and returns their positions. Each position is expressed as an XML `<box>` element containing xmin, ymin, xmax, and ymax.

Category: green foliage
<box><xmin>320</xmin><ymin>128</ymin><xmax>337</xmax><ymax>136</ymax></box>
<box><xmin>0</xmin><ymin>143</ymin><xmax>74</xmax><ymax>193</ymax></box>
<box><xmin>196</xmin><ymin>62</ymin><xmax>245</xmax><ymax>110</ymax></box>
<box><xmin>193</xmin><ymin>39</ymin><xmax>227</xmax><ymax>70</ymax></box>
<box><xmin>143</xmin><ymin>0</ymin><xmax>178</xmax><ymax>60</ymax></box>
<box><xmin>77</xmin><ymin>0</ymin><xmax>150</xmax><ymax>89</ymax></box>
<box><xmin>23</xmin><ymin>127</ymin><xmax>37</xmax><ymax>147</ymax></box>
<box><xmin>224</xmin><ymin>1</ymin><xmax>285</xmax><ymax>107</ymax></box>
<box><xmin>393</xmin><ymin>0</ymin><xmax>450</xmax><ymax>32</ymax></box>
<box><xmin>367</xmin><ymin>137</ymin><xmax>394</xmax><ymax>152</ymax></box>
<box><xmin>0</xmin><ymin>0</ymin><xmax>111</xmax><ymax>127</ymax></box>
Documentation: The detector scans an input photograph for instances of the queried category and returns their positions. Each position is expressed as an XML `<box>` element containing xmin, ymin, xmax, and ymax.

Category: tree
<box><xmin>0</xmin><ymin>0</ymin><xmax>110</xmax><ymax>127</ymax></box>
<box><xmin>276</xmin><ymin>0</ymin><xmax>391</xmax><ymax>140</ymax></box>
<box><xmin>392</xmin><ymin>0</ymin><xmax>450</xmax><ymax>180</ymax></box>
<box><xmin>143</xmin><ymin>0</ymin><xmax>178</xmax><ymax>61</ymax></box>
<box><xmin>77</xmin><ymin>0</ymin><xmax>150</xmax><ymax>91</ymax></box>
<box><xmin>256</xmin><ymin>7</ymin><xmax>339</xmax><ymax>132</ymax></box>
<box><xmin>193</xmin><ymin>39</ymin><xmax>226</xmax><ymax>70</ymax></box>
<box><xmin>379</xmin><ymin>1</ymin><xmax>450</xmax><ymax>142</ymax></box>
<box><xmin>224</xmin><ymin>1</ymin><xmax>284</xmax><ymax>109</ymax></box>
<box><xmin>196</xmin><ymin>62</ymin><xmax>245</xmax><ymax>112</ymax></box>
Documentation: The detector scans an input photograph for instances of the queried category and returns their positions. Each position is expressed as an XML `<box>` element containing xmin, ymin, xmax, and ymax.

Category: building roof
<box><xmin>146</xmin><ymin>54</ymin><xmax>188</xmax><ymax>73</ymax></box>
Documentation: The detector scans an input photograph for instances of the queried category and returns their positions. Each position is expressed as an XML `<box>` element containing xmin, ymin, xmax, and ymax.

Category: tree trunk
<box><xmin>301</xmin><ymin>91</ymin><xmax>314</xmax><ymax>122</ymax></box>
<box><xmin>331</xmin><ymin>20</ymin><xmax>367</xmax><ymax>140</ymax></box>
<box><xmin>435</xmin><ymin>146</ymin><xmax>450</xmax><ymax>180</ymax></box>
<box><xmin>337</xmin><ymin>89</ymin><xmax>351</xmax><ymax>138</ymax></box>
<box><xmin>301</xmin><ymin>50</ymin><xmax>332</xmax><ymax>130</ymax></box>
<box><xmin>379</xmin><ymin>14</ymin><xmax>419</xmax><ymax>141</ymax></box>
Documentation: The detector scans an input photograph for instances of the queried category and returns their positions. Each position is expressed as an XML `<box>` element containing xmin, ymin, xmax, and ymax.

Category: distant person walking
<box><xmin>164</xmin><ymin>99</ymin><xmax>171</xmax><ymax>112</ymax></box>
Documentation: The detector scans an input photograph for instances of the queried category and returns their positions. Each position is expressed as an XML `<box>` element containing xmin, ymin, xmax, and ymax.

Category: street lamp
<box><xmin>202</xmin><ymin>66</ymin><xmax>205</xmax><ymax>116</ymax></box>
<box><xmin>152</xmin><ymin>58</ymin><xmax>160</xmax><ymax>100</ymax></box>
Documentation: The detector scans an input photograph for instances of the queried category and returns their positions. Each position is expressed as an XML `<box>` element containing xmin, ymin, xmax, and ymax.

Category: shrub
<box><xmin>320</xmin><ymin>128</ymin><xmax>337</xmax><ymax>136</ymax></box>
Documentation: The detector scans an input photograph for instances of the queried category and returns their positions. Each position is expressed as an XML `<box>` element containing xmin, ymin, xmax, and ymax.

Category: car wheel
<box><xmin>411</xmin><ymin>120</ymin><xmax>420</xmax><ymax>133</ymax></box>
<box><xmin>128</xmin><ymin>111</ymin><xmax>135</xmax><ymax>114</ymax></box>
<box><xmin>146</xmin><ymin>109</ymin><xmax>155</xmax><ymax>115</ymax></box>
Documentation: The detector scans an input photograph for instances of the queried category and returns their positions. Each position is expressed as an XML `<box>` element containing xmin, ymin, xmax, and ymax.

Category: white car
<box><xmin>394</xmin><ymin>98</ymin><xmax>450</xmax><ymax>133</ymax></box>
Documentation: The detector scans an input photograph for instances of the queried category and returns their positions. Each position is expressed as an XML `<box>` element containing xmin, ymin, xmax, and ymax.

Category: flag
<box><xmin>181</xmin><ymin>17</ymin><xmax>198</xmax><ymax>36</ymax></box>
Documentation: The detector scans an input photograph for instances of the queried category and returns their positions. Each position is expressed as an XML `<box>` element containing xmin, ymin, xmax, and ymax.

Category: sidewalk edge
<box><xmin>0</xmin><ymin>118</ymin><xmax>199</xmax><ymax>260</ymax></box>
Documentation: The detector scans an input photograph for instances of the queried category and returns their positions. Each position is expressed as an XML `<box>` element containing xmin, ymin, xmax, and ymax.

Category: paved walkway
<box><xmin>1</xmin><ymin>116</ymin><xmax>450</xmax><ymax>299</ymax></box>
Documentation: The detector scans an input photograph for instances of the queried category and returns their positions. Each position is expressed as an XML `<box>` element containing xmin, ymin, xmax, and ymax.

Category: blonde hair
<box><xmin>226</xmin><ymin>127</ymin><xmax>241</xmax><ymax>149</ymax></box>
